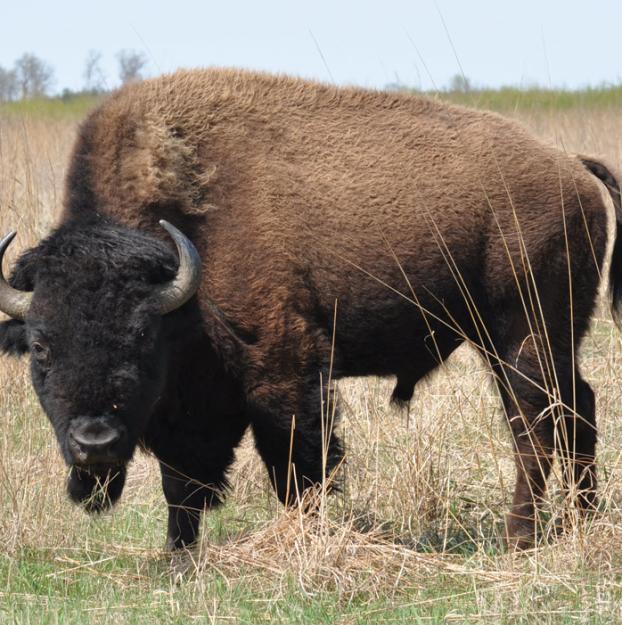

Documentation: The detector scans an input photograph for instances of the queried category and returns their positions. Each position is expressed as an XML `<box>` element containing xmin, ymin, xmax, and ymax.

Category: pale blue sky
<box><xmin>1</xmin><ymin>1</ymin><xmax>620</xmax><ymax>93</ymax></box>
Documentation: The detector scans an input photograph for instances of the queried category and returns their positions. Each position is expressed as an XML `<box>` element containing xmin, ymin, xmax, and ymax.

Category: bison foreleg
<box><xmin>159</xmin><ymin>462</ymin><xmax>227</xmax><ymax>551</ymax></box>
<box><xmin>251</xmin><ymin>407</ymin><xmax>343</xmax><ymax>507</ymax></box>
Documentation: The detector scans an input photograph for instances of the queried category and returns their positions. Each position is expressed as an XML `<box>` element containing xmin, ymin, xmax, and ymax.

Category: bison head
<box><xmin>0</xmin><ymin>217</ymin><xmax>200</xmax><ymax>511</ymax></box>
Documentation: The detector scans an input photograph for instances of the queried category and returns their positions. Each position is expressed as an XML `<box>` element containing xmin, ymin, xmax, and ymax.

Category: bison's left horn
<box><xmin>0</xmin><ymin>231</ymin><xmax>32</xmax><ymax>321</ymax></box>
<box><xmin>156</xmin><ymin>220</ymin><xmax>202</xmax><ymax>314</ymax></box>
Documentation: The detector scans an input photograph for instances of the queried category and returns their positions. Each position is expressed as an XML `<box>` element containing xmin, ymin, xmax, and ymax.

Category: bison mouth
<box><xmin>67</xmin><ymin>463</ymin><xmax>127</xmax><ymax>513</ymax></box>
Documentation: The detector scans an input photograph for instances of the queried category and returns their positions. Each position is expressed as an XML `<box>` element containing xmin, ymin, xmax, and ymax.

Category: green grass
<box><xmin>437</xmin><ymin>85</ymin><xmax>622</xmax><ymax>112</ymax></box>
<box><xmin>3</xmin><ymin>537</ymin><xmax>622</xmax><ymax>624</ymax></box>
<box><xmin>0</xmin><ymin>478</ymin><xmax>620</xmax><ymax>625</ymax></box>
<box><xmin>0</xmin><ymin>93</ymin><xmax>103</xmax><ymax>120</ymax></box>
<box><xmin>3</xmin><ymin>83</ymin><xmax>622</xmax><ymax>122</ymax></box>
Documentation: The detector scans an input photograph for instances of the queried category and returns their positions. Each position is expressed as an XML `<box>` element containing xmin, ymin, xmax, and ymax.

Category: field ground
<box><xmin>2</xmin><ymin>90</ymin><xmax>622</xmax><ymax>623</ymax></box>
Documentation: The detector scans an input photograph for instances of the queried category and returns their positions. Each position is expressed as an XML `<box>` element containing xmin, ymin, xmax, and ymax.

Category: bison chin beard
<box><xmin>67</xmin><ymin>465</ymin><xmax>127</xmax><ymax>513</ymax></box>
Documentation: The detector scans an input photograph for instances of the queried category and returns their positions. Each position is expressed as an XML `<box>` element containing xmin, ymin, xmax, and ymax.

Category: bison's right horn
<box><xmin>156</xmin><ymin>220</ymin><xmax>202</xmax><ymax>314</ymax></box>
<box><xmin>0</xmin><ymin>231</ymin><xmax>32</xmax><ymax>321</ymax></box>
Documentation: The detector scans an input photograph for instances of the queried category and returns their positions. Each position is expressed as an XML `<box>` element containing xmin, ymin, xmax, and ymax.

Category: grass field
<box><xmin>1</xmin><ymin>90</ymin><xmax>622</xmax><ymax>624</ymax></box>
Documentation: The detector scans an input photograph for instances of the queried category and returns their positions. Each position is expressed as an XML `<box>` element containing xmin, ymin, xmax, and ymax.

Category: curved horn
<box><xmin>0</xmin><ymin>231</ymin><xmax>32</xmax><ymax>321</ymax></box>
<box><xmin>156</xmin><ymin>220</ymin><xmax>202</xmax><ymax>314</ymax></box>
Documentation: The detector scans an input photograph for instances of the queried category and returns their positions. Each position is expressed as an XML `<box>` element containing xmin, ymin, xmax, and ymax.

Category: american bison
<box><xmin>0</xmin><ymin>69</ymin><xmax>620</xmax><ymax>550</ymax></box>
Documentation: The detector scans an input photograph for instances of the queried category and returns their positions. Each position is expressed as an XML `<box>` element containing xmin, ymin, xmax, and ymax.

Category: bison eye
<box><xmin>31</xmin><ymin>341</ymin><xmax>51</xmax><ymax>367</ymax></box>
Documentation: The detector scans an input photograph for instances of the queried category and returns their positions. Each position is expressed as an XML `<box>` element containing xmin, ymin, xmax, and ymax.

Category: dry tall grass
<box><xmin>1</xmin><ymin>105</ymin><xmax>622</xmax><ymax>622</ymax></box>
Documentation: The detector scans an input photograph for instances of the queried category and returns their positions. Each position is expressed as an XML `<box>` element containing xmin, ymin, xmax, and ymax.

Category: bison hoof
<box><xmin>165</xmin><ymin>535</ymin><xmax>197</xmax><ymax>552</ymax></box>
<box><xmin>504</xmin><ymin>514</ymin><xmax>538</xmax><ymax>551</ymax></box>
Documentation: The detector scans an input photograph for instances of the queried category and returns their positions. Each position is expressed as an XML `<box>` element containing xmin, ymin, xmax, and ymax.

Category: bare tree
<box><xmin>117</xmin><ymin>50</ymin><xmax>147</xmax><ymax>85</ymax></box>
<box><xmin>14</xmin><ymin>53</ymin><xmax>54</xmax><ymax>99</ymax></box>
<box><xmin>0</xmin><ymin>66</ymin><xmax>18</xmax><ymax>102</ymax></box>
<box><xmin>83</xmin><ymin>50</ymin><xmax>107</xmax><ymax>93</ymax></box>
<box><xmin>448</xmin><ymin>73</ymin><xmax>471</xmax><ymax>93</ymax></box>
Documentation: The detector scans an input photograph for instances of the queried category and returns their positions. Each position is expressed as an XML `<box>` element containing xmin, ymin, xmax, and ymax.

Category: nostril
<box><xmin>68</xmin><ymin>433</ymin><xmax>90</xmax><ymax>463</ymax></box>
<box><xmin>68</xmin><ymin>423</ymin><xmax>124</xmax><ymax>465</ymax></box>
<box><xmin>70</xmin><ymin>429</ymin><xmax>121</xmax><ymax>450</ymax></box>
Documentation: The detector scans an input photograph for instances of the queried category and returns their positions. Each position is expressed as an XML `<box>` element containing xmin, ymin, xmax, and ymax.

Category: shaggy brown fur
<box><xmin>59</xmin><ymin>68</ymin><xmax>619</xmax><ymax>548</ymax></box>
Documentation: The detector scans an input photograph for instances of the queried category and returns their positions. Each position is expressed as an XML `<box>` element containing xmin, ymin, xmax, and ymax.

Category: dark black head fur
<box><xmin>0</xmin><ymin>216</ymin><xmax>186</xmax><ymax>509</ymax></box>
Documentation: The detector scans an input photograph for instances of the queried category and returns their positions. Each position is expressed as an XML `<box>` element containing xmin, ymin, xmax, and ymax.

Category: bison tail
<box><xmin>581</xmin><ymin>156</ymin><xmax>622</xmax><ymax>328</ymax></box>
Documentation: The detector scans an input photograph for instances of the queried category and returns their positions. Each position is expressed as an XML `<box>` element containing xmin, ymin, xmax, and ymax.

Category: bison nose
<box><xmin>68</xmin><ymin>419</ymin><xmax>126</xmax><ymax>465</ymax></box>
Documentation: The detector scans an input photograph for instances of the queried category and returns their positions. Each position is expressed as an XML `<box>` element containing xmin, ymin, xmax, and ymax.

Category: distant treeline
<box><xmin>0</xmin><ymin>50</ymin><xmax>148</xmax><ymax>103</ymax></box>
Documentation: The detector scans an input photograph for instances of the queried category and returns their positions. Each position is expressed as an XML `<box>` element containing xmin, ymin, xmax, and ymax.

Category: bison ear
<box><xmin>0</xmin><ymin>244</ymin><xmax>38</xmax><ymax>356</ymax></box>
<box><xmin>0</xmin><ymin>319</ymin><xmax>28</xmax><ymax>356</ymax></box>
